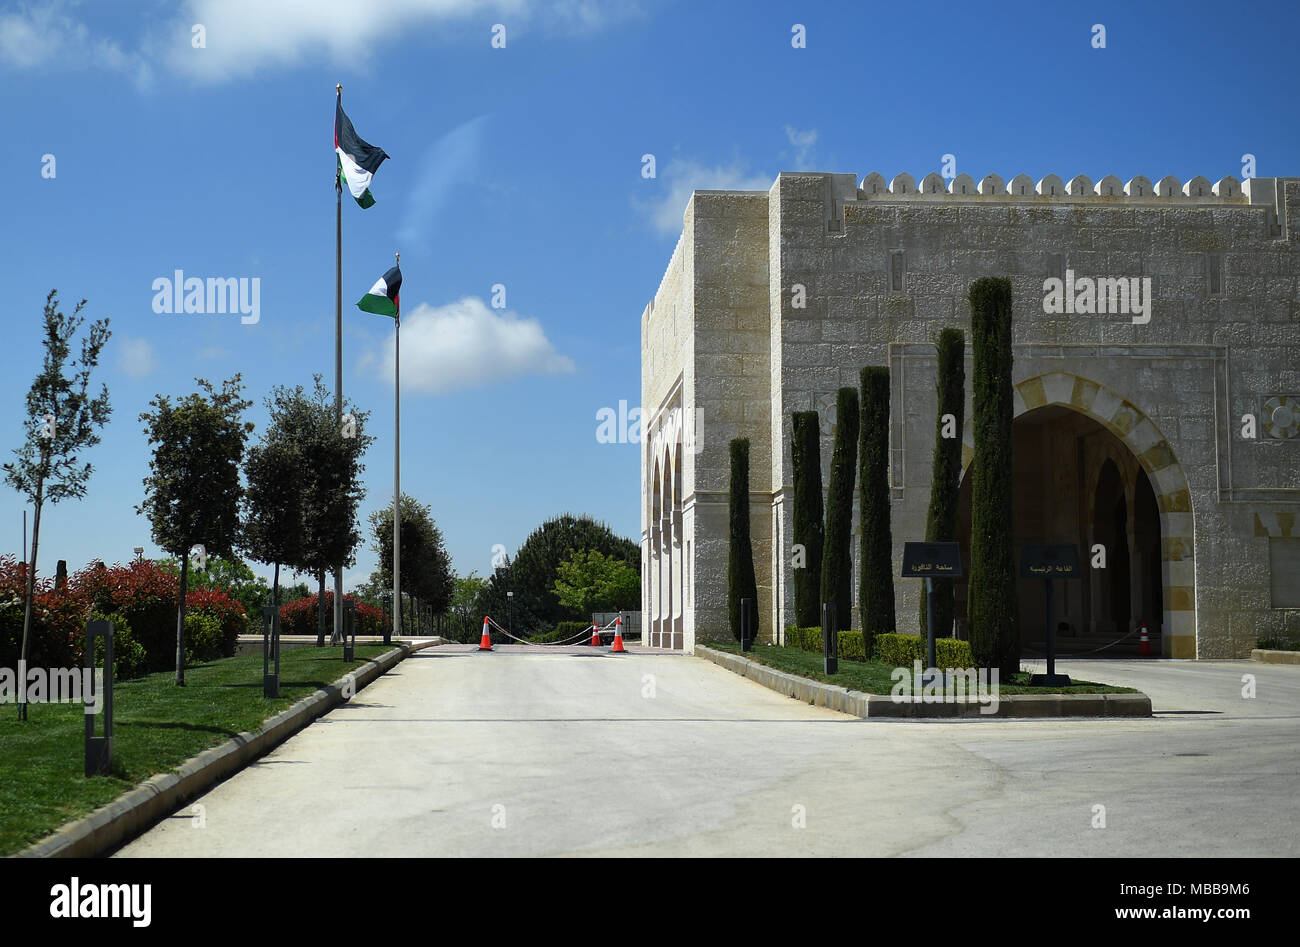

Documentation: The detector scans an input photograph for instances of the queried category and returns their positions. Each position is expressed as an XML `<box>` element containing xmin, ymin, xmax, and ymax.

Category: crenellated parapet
<box><xmin>857</xmin><ymin>171</ymin><xmax>1256</xmax><ymax>204</ymax></box>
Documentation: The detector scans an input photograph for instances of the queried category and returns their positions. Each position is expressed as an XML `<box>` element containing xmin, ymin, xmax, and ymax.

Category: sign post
<box><xmin>901</xmin><ymin>542</ymin><xmax>963</xmax><ymax>688</ymax></box>
<box><xmin>821</xmin><ymin>602</ymin><xmax>837</xmax><ymax>675</ymax></box>
<box><xmin>1020</xmin><ymin>543</ymin><xmax>1079</xmax><ymax>687</ymax></box>
<box><xmin>343</xmin><ymin>599</ymin><xmax>356</xmax><ymax>662</ymax></box>
<box><xmin>84</xmin><ymin>618</ymin><xmax>113</xmax><ymax>777</ymax></box>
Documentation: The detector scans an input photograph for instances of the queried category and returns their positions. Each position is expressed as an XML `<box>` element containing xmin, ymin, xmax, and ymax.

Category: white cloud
<box><xmin>0</xmin><ymin>1</ymin><xmax>152</xmax><ymax>87</ymax></box>
<box><xmin>161</xmin><ymin>0</ymin><xmax>648</xmax><ymax>82</ymax></box>
<box><xmin>117</xmin><ymin>337</ymin><xmax>158</xmax><ymax>378</ymax></box>
<box><xmin>640</xmin><ymin>159</ymin><xmax>772</xmax><ymax>235</ymax></box>
<box><xmin>784</xmin><ymin>125</ymin><xmax>818</xmax><ymax>170</ymax></box>
<box><xmin>362</xmin><ymin>296</ymin><xmax>574</xmax><ymax>394</ymax></box>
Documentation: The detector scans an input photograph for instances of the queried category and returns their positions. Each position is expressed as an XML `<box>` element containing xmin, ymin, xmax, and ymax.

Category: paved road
<box><xmin>115</xmin><ymin>646</ymin><xmax>1300</xmax><ymax>857</ymax></box>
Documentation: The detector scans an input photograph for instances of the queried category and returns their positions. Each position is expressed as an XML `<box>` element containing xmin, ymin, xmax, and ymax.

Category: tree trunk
<box><xmin>315</xmin><ymin>570</ymin><xmax>326</xmax><ymax>647</ymax></box>
<box><xmin>175</xmin><ymin>554</ymin><xmax>189</xmax><ymax>686</ymax></box>
<box><xmin>17</xmin><ymin>478</ymin><xmax>44</xmax><ymax>721</ymax></box>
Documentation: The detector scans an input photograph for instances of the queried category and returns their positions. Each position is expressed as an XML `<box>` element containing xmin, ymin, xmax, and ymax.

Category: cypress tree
<box><xmin>966</xmin><ymin>278</ymin><xmax>1019</xmax><ymax>677</ymax></box>
<box><xmin>858</xmin><ymin>366</ymin><xmax>894</xmax><ymax>655</ymax></box>
<box><xmin>920</xmin><ymin>328</ymin><xmax>965</xmax><ymax>639</ymax></box>
<box><xmin>790</xmin><ymin>411</ymin><xmax>824</xmax><ymax>628</ymax></box>
<box><xmin>728</xmin><ymin>438</ymin><xmax>759</xmax><ymax>643</ymax></box>
<box><xmin>820</xmin><ymin>387</ymin><xmax>858</xmax><ymax>632</ymax></box>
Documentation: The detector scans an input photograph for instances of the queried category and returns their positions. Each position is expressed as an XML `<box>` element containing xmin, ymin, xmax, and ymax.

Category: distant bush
<box><xmin>80</xmin><ymin>611</ymin><xmax>149</xmax><ymax>681</ymax></box>
<box><xmin>280</xmin><ymin>592</ymin><xmax>386</xmax><ymax>638</ymax></box>
<box><xmin>184</xmin><ymin>611</ymin><xmax>225</xmax><ymax>665</ymax></box>
<box><xmin>529</xmin><ymin>620</ymin><xmax>593</xmax><ymax>643</ymax></box>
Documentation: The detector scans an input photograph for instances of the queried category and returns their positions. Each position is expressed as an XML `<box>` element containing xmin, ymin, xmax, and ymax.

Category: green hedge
<box><xmin>874</xmin><ymin>633</ymin><xmax>973</xmax><ymax>671</ymax></box>
<box><xmin>529</xmin><ymin>620</ymin><xmax>593</xmax><ymax>643</ymax></box>
<box><xmin>84</xmin><ymin>611</ymin><xmax>149</xmax><ymax>681</ymax></box>
<box><xmin>785</xmin><ymin>626</ymin><xmax>867</xmax><ymax>661</ymax></box>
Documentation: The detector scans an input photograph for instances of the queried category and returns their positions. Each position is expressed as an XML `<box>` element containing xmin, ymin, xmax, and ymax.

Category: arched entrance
<box><xmin>952</xmin><ymin>373</ymin><xmax>1196</xmax><ymax>658</ymax></box>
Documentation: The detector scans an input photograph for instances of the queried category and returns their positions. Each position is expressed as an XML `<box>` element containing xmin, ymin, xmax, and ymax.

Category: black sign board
<box><xmin>1020</xmin><ymin>543</ymin><xmax>1080</xmax><ymax>579</ymax></box>
<box><xmin>901</xmin><ymin>542</ymin><xmax>963</xmax><ymax>579</ymax></box>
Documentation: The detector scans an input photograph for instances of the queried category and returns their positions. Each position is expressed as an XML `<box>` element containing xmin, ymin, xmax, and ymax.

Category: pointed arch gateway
<box><xmin>953</xmin><ymin>372</ymin><xmax>1196</xmax><ymax>658</ymax></box>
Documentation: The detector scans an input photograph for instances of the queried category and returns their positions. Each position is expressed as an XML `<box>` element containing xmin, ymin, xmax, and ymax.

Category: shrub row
<box><xmin>874</xmin><ymin>633</ymin><xmax>974</xmax><ymax>671</ymax></box>
<box><xmin>784</xmin><ymin>626</ymin><xmax>867</xmax><ymax>662</ymax></box>
<box><xmin>278</xmin><ymin>591</ymin><xmax>386</xmax><ymax>637</ymax></box>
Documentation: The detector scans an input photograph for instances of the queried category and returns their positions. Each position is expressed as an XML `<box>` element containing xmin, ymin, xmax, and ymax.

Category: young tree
<box><xmin>790</xmin><ymin>410</ymin><xmax>824</xmax><ymax>629</ymax></box>
<box><xmin>138</xmin><ymin>376</ymin><xmax>253</xmax><ymax>685</ymax></box>
<box><xmin>370</xmin><ymin>494</ymin><xmax>455</xmax><ymax>625</ymax></box>
<box><xmin>4</xmin><ymin>290</ymin><xmax>111</xmax><ymax>719</ymax></box>
<box><xmin>728</xmin><ymin>438</ymin><xmax>759</xmax><ymax>644</ymax></box>
<box><xmin>921</xmin><ymin>328</ymin><xmax>966</xmax><ymax>639</ymax></box>
<box><xmin>553</xmin><ymin>549</ymin><xmax>640</xmax><ymax>617</ymax></box>
<box><xmin>966</xmin><ymin>278</ymin><xmax>1019</xmax><ymax>676</ymax></box>
<box><xmin>242</xmin><ymin>437</ymin><xmax>304</xmax><ymax>611</ymax></box>
<box><xmin>260</xmin><ymin>378</ymin><xmax>373</xmax><ymax>645</ymax></box>
<box><xmin>820</xmin><ymin>387</ymin><xmax>858</xmax><ymax>632</ymax></box>
<box><xmin>449</xmin><ymin>573</ymin><xmax>489</xmax><ymax>643</ymax></box>
<box><xmin>858</xmin><ymin>366</ymin><xmax>895</xmax><ymax>655</ymax></box>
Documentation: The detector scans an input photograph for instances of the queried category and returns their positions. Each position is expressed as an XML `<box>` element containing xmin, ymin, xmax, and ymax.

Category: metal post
<box><xmin>925</xmin><ymin>576</ymin><xmax>937</xmax><ymax>686</ymax></box>
<box><xmin>84</xmin><ymin>619</ymin><xmax>113</xmax><ymax>776</ymax></box>
<box><xmin>1045</xmin><ymin>576</ymin><xmax>1055</xmax><ymax>680</ymax></box>
<box><xmin>822</xmin><ymin>602</ymin><xmax>838</xmax><ymax>675</ymax></box>
<box><xmin>343</xmin><ymin>599</ymin><xmax>356</xmax><ymax>661</ymax></box>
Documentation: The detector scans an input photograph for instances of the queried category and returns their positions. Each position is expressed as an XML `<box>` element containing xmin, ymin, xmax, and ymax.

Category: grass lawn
<box><xmin>0</xmin><ymin>644</ymin><xmax>394</xmax><ymax>856</ymax></box>
<box><xmin>703</xmin><ymin>640</ymin><xmax>1138</xmax><ymax>696</ymax></box>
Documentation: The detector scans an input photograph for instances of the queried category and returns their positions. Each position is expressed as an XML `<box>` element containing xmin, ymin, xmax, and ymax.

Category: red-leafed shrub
<box><xmin>70</xmin><ymin>559</ymin><xmax>178</xmax><ymax>672</ymax></box>
<box><xmin>280</xmin><ymin>592</ymin><xmax>389</xmax><ymax>638</ymax></box>
<box><xmin>1</xmin><ymin>555</ymin><xmax>81</xmax><ymax>669</ymax></box>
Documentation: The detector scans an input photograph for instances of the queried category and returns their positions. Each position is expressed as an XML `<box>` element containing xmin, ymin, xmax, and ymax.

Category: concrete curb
<box><xmin>17</xmin><ymin>640</ymin><xmax>442</xmax><ymax>859</ymax></box>
<box><xmin>1251</xmin><ymin>649</ymin><xmax>1300</xmax><ymax>665</ymax></box>
<box><xmin>695</xmin><ymin>645</ymin><xmax>1152</xmax><ymax>719</ymax></box>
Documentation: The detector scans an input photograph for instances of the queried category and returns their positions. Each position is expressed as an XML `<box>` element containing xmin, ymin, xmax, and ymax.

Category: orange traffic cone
<box><xmin>478</xmin><ymin>617</ymin><xmax>494</xmax><ymax>651</ymax></box>
<box><xmin>589</xmin><ymin>623</ymin><xmax>602</xmax><ymax>647</ymax></box>
<box><xmin>610</xmin><ymin>617</ymin><xmax>628</xmax><ymax>653</ymax></box>
<box><xmin>1138</xmin><ymin>622</ymin><xmax>1151</xmax><ymax>657</ymax></box>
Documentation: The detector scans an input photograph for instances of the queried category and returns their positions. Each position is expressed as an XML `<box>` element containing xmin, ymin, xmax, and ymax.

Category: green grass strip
<box><xmin>704</xmin><ymin>640</ymin><xmax>1138</xmax><ymax>697</ymax></box>
<box><xmin>0</xmin><ymin>645</ymin><xmax>393</xmax><ymax>856</ymax></box>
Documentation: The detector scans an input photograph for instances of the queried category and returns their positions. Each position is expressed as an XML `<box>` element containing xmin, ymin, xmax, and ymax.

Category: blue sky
<box><xmin>2</xmin><ymin>0</ymin><xmax>1297</xmax><ymax>591</ymax></box>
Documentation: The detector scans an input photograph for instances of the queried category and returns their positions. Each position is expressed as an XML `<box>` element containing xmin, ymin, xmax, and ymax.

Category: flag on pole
<box><xmin>335</xmin><ymin>100</ymin><xmax>389</xmax><ymax>209</ymax></box>
<box><xmin>357</xmin><ymin>265</ymin><xmax>402</xmax><ymax>317</ymax></box>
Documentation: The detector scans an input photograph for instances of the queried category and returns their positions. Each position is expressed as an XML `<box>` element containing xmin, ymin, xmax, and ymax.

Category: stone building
<box><xmin>640</xmin><ymin>170</ymin><xmax>1300</xmax><ymax>659</ymax></box>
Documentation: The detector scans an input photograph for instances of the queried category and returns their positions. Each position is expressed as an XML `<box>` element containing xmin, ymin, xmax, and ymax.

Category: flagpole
<box><xmin>393</xmin><ymin>251</ymin><xmax>401</xmax><ymax>639</ymax></box>
<box><xmin>333</xmin><ymin>82</ymin><xmax>345</xmax><ymax>646</ymax></box>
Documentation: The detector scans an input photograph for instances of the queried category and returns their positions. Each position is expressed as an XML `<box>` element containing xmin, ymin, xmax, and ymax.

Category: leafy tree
<box><xmin>858</xmin><ymin>366</ymin><xmax>895</xmax><ymax>655</ymax></box>
<box><xmin>554</xmin><ymin>549</ymin><xmax>640</xmax><ymax>617</ymax></box>
<box><xmin>4</xmin><ymin>291</ymin><xmax>110</xmax><ymax>719</ymax></box>
<box><xmin>242</xmin><ymin>436</ymin><xmax>303</xmax><ymax>611</ymax></box>
<box><xmin>820</xmin><ymin>387</ymin><xmax>858</xmax><ymax>632</ymax></box>
<box><xmin>262</xmin><ymin>378</ymin><xmax>373</xmax><ymax>645</ymax></box>
<box><xmin>482</xmin><ymin>514</ymin><xmax>639</xmax><ymax>637</ymax></box>
<box><xmin>728</xmin><ymin>438</ymin><xmax>760</xmax><ymax>643</ymax></box>
<box><xmin>369</xmin><ymin>494</ymin><xmax>455</xmax><ymax>633</ymax></box>
<box><xmin>449</xmin><ymin>573</ymin><xmax>489</xmax><ymax>643</ymax></box>
<box><xmin>920</xmin><ymin>328</ymin><xmax>966</xmax><ymax>639</ymax></box>
<box><xmin>790</xmin><ymin>410</ymin><xmax>824</xmax><ymax>629</ymax></box>
<box><xmin>966</xmin><ymin>278</ymin><xmax>1019</xmax><ymax>676</ymax></box>
<box><xmin>137</xmin><ymin>376</ymin><xmax>253</xmax><ymax>685</ymax></box>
